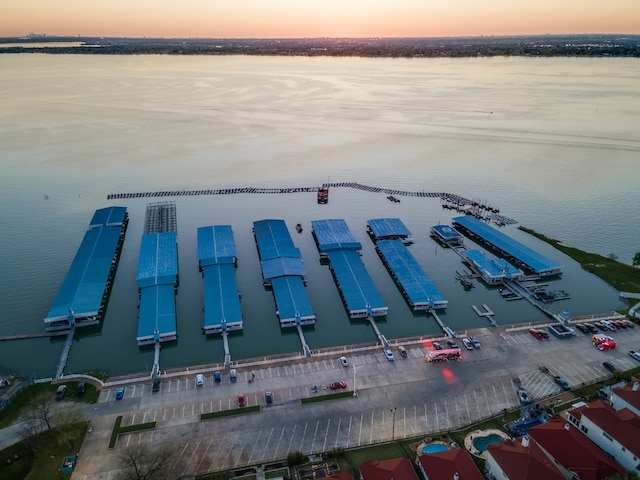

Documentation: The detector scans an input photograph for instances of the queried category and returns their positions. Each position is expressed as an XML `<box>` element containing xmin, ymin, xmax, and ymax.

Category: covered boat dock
<box><xmin>44</xmin><ymin>206</ymin><xmax>128</xmax><ymax>332</ymax></box>
<box><xmin>253</xmin><ymin>219</ymin><xmax>315</xmax><ymax>327</ymax></box>
<box><xmin>312</xmin><ymin>219</ymin><xmax>387</xmax><ymax>318</ymax></box>
<box><xmin>452</xmin><ymin>216</ymin><xmax>563</xmax><ymax>276</ymax></box>
<box><xmin>367</xmin><ymin>217</ymin><xmax>413</xmax><ymax>244</ymax></box>
<box><xmin>136</xmin><ymin>231</ymin><xmax>178</xmax><ymax>345</ymax></box>
<box><xmin>463</xmin><ymin>249</ymin><xmax>524</xmax><ymax>285</ymax></box>
<box><xmin>197</xmin><ymin>225</ymin><xmax>242</xmax><ymax>334</ymax></box>
<box><xmin>376</xmin><ymin>239</ymin><xmax>448</xmax><ymax>310</ymax></box>
<box><xmin>430</xmin><ymin>224</ymin><xmax>464</xmax><ymax>247</ymax></box>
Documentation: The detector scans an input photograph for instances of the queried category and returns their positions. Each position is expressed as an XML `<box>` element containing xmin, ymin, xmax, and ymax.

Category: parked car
<box><xmin>462</xmin><ymin>338</ymin><xmax>474</xmax><ymax>350</ymax></box>
<box><xmin>152</xmin><ymin>377</ymin><xmax>161</xmax><ymax>392</ymax></box>
<box><xmin>575</xmin><ymin>324</ymin><xmax>589</xmax><ymax>334</ymax></box>
<box><xmin>195</xmin><ymin>374</ymin><xmax>204</xmax><ymax>387</ymax></box>
<box><xmin>628</xmin><ymin>350</ymin><xmax>640</xmax><ymax>362</ymax></box>
<box><xmin>214</xmin><ymin>371</ymin><xmax>221</xmax><ymax>382</ymax></box>
<box><xmin>229</xmin><ymin>369</ymin><xmax>237</xmax><ymax>382</ymax></box>
<box><xmin>469</xmin><ymin>336</ymin><xmax>482</xmax><ymax>348</ymax></box>
<box><xmin>432</xmin><ymin>342</ymin><xmax>443</xmax><ymax>351</ymax></box>
<box><xmin>622</xmin><ymin>320</ymin><xmax>635</xmax><ymax>328</ymax></box>
<box><xmin>339</xmin><ymin>356</ymin><xmax>349</xmax><ymax>367</ymax></box>
<box><xmin>329</xmin><ymin>381</ymin><xmax>347</xmax><ymax>390</ymax></box>
<box><xmin>265</xmin><ymin>391</ymin><xmax>273</xmax><ymax>404</ymax></box>
<box><xmin>538</xmin><ymin>330</ymin><xmax>549</xmax><ymax>339</ymax></box>
<box><xmin>517</xmin><ymin>386</ymin><xmax>530</xmax><ymax>404</ymax></box>
<box><xmin>76</xmin><ymin>382</ymin><xmax>85</xmax><ymax>396</ymax></box>
<box><xmin>115</xmin><ymin>387</ymin><xmax>125</xmax><ymax>400</ymax></box>
<box><xmin>529</xmin><ymin>328</ymin><xmax>543</xmax><ymax>339</ymax></box>
<box><xmin>553</xmin><ymin>376</ymin><xmax>570</xmax><ymax>391</ymax></box>
<box><xmin>398</xmin><ymin>346</ymin><xmax>407</xmax><ymax>358</ymax></box>
<box><xmin>237</xmin><ymin>393</ymin><xmax>245</xmax><ymax>407</ymax></box>
<box><xmin>602</xmin><ymin>361</ymin><xmax>617</xmax><ymax>373</ymax></box>
<box><xmin>585</xmin><ymin>324</ymin><xmax>598</xmax><ymax>334</ymax></box>
<box><xmin>55</xmin><ymin>384</ymin><xmax>67</xmax><ymax>401</ymax></box>
<box><xmin>384</xmin><ymin>349</ymin><xmax>395</xmax><ymax>361</ymax></box>
<box><xmin>446</xmin><ymin>339</ymin><xmax>459</xmax><ymax>349</ymax></box>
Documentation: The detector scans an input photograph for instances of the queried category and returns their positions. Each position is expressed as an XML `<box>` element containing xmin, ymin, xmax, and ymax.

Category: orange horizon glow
<box><xmin>3</xmin><ymin>0</ymin><xmax>640</xmax><ymax>39</ymax></box>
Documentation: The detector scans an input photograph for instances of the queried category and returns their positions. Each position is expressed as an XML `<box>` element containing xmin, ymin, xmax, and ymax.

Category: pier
<box><xmin>367</xmin><ymin>316</ymin><xmax>390</xmax><ymax>347</ymax></box>
<box><xmin>55</xmin><ymin>326</ymin><xmax>76</xmax><ymax>379</ymax></box>
<box><xmin>472</xmin><ymin>305</ymin><xmax>498</xmax><ymax>327</ymax></box>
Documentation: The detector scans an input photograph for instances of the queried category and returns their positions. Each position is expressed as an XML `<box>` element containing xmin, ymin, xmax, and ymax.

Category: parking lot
<box><xmin>73</xmin><ymin>322</ymin><xmax>640</xmax><ymax>479</ymax></box>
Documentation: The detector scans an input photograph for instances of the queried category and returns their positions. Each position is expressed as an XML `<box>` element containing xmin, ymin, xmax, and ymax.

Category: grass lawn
<box><xmin>0</xmin><ymin>381</ymin><xmax>99</xmax><ymax>429</ymax></box>
<box><xmin>0</xmin><ymin>422</ymin><xmax>88</xmax><ymax>480</ymax></box>
<box><xmin>519</xmin><ymin>226</ymin><xmax>640</xmax><ymax>294</ymax></box>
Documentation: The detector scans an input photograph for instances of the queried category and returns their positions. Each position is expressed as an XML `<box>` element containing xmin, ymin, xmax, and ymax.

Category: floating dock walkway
<box><xmin>44</xmin><ymin>206</ymin><xmax>128</xmax><ymax>332</ymax></box>
<box><xmin>312</xmin><ymin>219</ymin><xmax>388</xmax><ymax>319</ymax></box>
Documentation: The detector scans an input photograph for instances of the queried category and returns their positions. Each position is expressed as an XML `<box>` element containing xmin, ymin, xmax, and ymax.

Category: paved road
<box><xmin>66</xmin><ymin>322</ymin><xmax>640</xmax><ymax>479</ymax></box>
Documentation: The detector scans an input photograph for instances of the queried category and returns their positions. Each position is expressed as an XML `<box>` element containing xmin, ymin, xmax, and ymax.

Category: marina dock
<box><xmin>136</xmin><ymin>202</ymin><xmax>179</xmax><ymax>346</ymax></box>
<box><xmin>452</xmin><ymin>215</ymin><xmax>562</xmax><ymax>276</ymax></box>
<box><xmin>197</xmin><ymin>225</ymin><xmax>243</xmax><ymax>335</ymax></box>
<box><xmin>44</xmin><ymin>206</ymin><xmax>128</xmax><ymax>332</ymax></box>
<box><xmin>253</xmin><ymin>219</ymin><xmax>315</xmax><ymax>355</ymax></box>
<box><xmin>312</xmin><ymin>219</ymin><xmax>388</xmax><ymax>319</ymax></box>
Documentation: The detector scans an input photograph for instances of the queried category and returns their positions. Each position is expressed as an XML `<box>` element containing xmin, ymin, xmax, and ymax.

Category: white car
<box><xmin>195</xmin><ymin>374</ymin><xmax>204</xmax><ymax>387</ymax></box>
<box><xmin>462</xmin><ymin>338</ymin><xmax>474</xmax><ymax>350</ymax></box>
<box><xmin>384</xmin><ymin>349</ymin><xmax>395</xmax><ymax>361</ymax></box>
<box><xmin>339</xmin><ymin>356</ymin><xmax>349</xmax><ymax>367</ymax></box>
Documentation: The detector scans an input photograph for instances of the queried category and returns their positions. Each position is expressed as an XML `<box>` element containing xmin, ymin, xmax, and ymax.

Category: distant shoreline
<box><xmin>2</xmin><ymin>34</ymin><xmax>640</xmax><ymax>57</ymax></box>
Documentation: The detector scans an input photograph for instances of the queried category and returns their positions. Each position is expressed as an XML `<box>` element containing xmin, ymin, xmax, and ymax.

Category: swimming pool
<box><xmin>472</xmin><ymin>433</ymin><xmax>505</xmax><ymax>452</ymax></box>
<box><xmin>421</xmin><ymin>443</ymin><xmax>449</xmax><ymax>454</ymax></box>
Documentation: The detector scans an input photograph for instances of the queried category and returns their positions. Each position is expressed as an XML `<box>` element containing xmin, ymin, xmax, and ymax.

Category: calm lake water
<box><xmin>0</xmin><ymin>54</ymin><xmax>638</xmax><ymax>378</ymax></box>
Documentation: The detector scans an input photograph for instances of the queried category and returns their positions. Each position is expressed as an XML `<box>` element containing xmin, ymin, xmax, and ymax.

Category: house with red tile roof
<box><xmin>328</xmin><ymin>471</ymin><xmax>354</xmax><ymax>480</ymax></box>
<box><xmin>610</xmin><ymin>381</ymin><xmax>640</xmax><ymax>417</ymax></box>
<box><xmin>485</xmin><ymin>435</ymin><xmax>567</xmax><ymax>480</ymax></box>
<box><xmin>527</xmin><ymin>416</ymin><xmax>624</xmax><ymax>480</ymax></box>
<box><xmin>359</xmin><ymin>458</ymin><xmax>419</xmax><ymax>480</ymax></box>
<box><xmin>567</xmin><ymin>399</ymin><xmax>640</xmax><ymax>472</ymax></box>
<box><xmin>417</xmin><ymin>447</ymin><xmax>483</xmax><ymax>480</ymax></box>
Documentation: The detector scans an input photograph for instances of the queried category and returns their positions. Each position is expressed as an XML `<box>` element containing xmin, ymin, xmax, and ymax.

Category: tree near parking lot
<box><xmin>633</xmin><ymin>251</ymin><xmax>640</xmax><ymax>267</ymax></box>
<box><xmin>118</xmin><ymin>443</ymin><xmax>177</xmax><ymax>480</ymax></box>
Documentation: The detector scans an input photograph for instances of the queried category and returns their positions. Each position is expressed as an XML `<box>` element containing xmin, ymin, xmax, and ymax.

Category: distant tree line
<box><xmin>1</xmin><ymin>34</ymin><xmax>640</xmax><ymax>57</ymax></box>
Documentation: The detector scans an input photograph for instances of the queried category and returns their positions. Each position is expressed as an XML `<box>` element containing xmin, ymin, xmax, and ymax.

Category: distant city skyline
<box><xmin>3</xmin><ymin>0</ymin><xmax>640</xmax><ymax>38</ymax></box>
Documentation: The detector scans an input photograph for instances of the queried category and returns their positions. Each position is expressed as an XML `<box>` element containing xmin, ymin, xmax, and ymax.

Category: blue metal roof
<box><xmin>45</xmin><ymin>224</ymin><xmax>123</xmax><ymax>324</ymax></box>
<box><xmin>253</xmin><ymin>219</ymin><xmax>315</xmax><ymax>326</ymax></box>
<box><xmin>272</xmin><ymin>276</ymin><xmax>316</xmax><ymax>326</ymax></box>
<box><xmin>89</xmin><ymin>206</ymin><xmax>127</xmax><ymax>228</ymax></box>
<box><xmin>136</xmin><ymin>232</ymin><xmax>178</xmax><ymax>288</ymax></box>
<box><xmin>463</xmin><ymin>249</ymin><xmax>524</xmax><ymax>283</ymax></box>
<box><xmin>452</xmin><ymin>216</ymin><xmax>563</xmax><ymax>275</ymax></box>
<box><xmin>311</xmin><ymin>219</ymin><xmax>362</xmax><ymax>252</ymax></box>
<box><xmin>430</xmin><ymin>224</ymin><xmax>464</xmax><ymax>243</ymax></box>
<box><xmin>197</xmin><ymin>225</ymin><xmax>237</xmax><ymax>267</ymax></box>
<box><xmin>197</xmin><ymin>225</ymin><xmax>242</xmax><ymax>333</ymax></box>
<box><xmin>367</xmin><ymin>218</ymin><xmax>411</xmax><ymax>240</ymax></box>
<box><xmin>202</xmin><ymin>263</ymin><xmax>243</xmax><ymax>332</ymax></box>
<box><xmin>253</xmin><ymin>219</ymin><xmax>301</xmax><ymax>260</ymax></box>
<box><xmin>262</xmin><ymin>257</ymin><xmax>307</xmax><ymax>280</ymax></box>
<box><xmin>137</xmin><ymin>284</ymin><xmax>177</xmax><ymax>344</ymax></box>
<box><xmin>327</xmin><ymin>249</ymin><xmax>387</xmax><ymax>317</ymax></box>
<box><xmin>376</xmin><ymin>239</ymin><xmax>447</xmax><ymax>310</ymax></box>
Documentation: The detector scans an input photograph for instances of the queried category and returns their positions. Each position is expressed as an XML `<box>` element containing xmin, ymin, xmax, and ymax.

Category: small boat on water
<box><xmin>387</xmin><ymin>195</ymin><xmax>400</xmax><ymax>203</ymax></box>
<box><xmin>317</xmin><ymin>186</ymin><xmax>329</xmax><ymax>204</ymax></box>
<box><xmin>295</xmin><ymin>223</ymin><xmax>303</xmax><ymax>233</ymax></box>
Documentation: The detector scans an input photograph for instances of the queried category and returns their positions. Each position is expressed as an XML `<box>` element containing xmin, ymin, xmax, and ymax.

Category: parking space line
<box><xmin>196</xmin><ymin>438</ymin><xmax>214</xmax><ymax>473</ymax></box>
<box><xmin>299</xmin><ymin>422</ymin><xmax>308</xmax><ymax>452</ymax></box>
<box><xmin>369</xmin><ymin>411</ymin><xmax>374</xmax><ymax>444</ymax></box>
<box><xmin>358</xmin><ymin>412</ymin><xmax>363</xmax><ymax>446</ymax></box>
<box><xmin>334</xmin><ymin>418</ymin><xmax>341</xmax><ymax>448</ymax></box>
<box><xmin>434</xmin><ymin>402</ymin><xmax>439</xmax><ymax>431</ymax></box>
<box><xmin>131</xmin><ymin>413</ymin><xmax>136</xmax><ymax>425</ymax></box>
<box><xmin>234</xmin><ymin>440</ymin><xmax>246</xmax><ymax>467</ymax></box>
<box><xmin>311</xmin><ymin>420</ymin><xmax>320</xmax><ymax>454</ymax></box>
<box><xmin>424</xmin><ymin>403</ymin><xmax>428</xmax><ymax>430</ymax></box>
<box><xmin>287</xmin><ymin>424</ymin><xmax>297</xmax><ymax>455</ymax></box>
<box><xmin>346</xmin><ymin>416</ymin><xmax>352</xmax><ymax>448</ymax></box>
<box><xmin>260</xmin><ymin>428</ymin><xmax>272</xmax><ymax>461</ymax></box>
<box><xmin>322</xmin><ymin>419</ymin><xmax>330</xmax><ymax>453</ymax></box>
<box><xmin>273</xmin><ymin>426</ymin><xmax>285</xmax><ymax>460</ymax></box>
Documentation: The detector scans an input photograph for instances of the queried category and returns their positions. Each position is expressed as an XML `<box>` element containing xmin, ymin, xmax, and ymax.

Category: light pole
<box><xmin>391</xmin><ymin>407</ymin><xmax>397</xmax><ymax>441</ymax></box>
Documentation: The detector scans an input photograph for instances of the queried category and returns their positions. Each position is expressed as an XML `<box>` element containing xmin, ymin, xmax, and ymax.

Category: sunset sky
<box><xmin>4</xmin><ymin>0</ymin><xmax>640</xmax><ymax>38</ymax></box>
